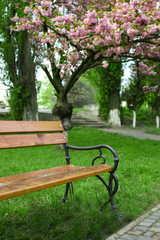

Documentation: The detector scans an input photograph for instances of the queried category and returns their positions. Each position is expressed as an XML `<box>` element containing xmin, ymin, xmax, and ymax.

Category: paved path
<box><xmin>102</xmin><ymin>128</ymin><xmax>160</xmax><ymax>141</ymax></box>
<box><xmin>106</xmin><ymin>205</ymin><xmax>160</xmax><ymax>240</ymax></box>
<box><xmin>104</xmin><ymin>129</ymin><xmax>160</xmax><ymax>240</ymax></box>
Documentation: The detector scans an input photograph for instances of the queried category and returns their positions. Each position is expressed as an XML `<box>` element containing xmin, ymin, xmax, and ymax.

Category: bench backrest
<box><xmin>0</xmin><ymin>121</ymin><xmax>67</xmax><ymax>149</ymax></box>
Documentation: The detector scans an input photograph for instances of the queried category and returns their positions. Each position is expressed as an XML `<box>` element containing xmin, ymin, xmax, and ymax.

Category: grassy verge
<box><xmin>0</xmin><ymin>127</ymin><xmax>160</xmax><ymax>240</ymax></box>
<box><xmin>144</xmin><ymin>127</ymin><xmax>160</xmax><ymax>135</ymax></box>
<box><xmin>120</xmin><ymin>126</ymin><xmax>160</xmax><ymax>136</ymax></box>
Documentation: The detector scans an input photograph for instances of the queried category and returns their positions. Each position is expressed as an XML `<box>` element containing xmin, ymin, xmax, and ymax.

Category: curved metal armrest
<box><xmin>65</xmin><ymin>144</ymin><xmax>119</xmax><ymax>172</ymax></box>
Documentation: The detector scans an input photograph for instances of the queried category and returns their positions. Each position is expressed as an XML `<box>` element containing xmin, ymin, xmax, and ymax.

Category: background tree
<box><xmin>12</xmin><ymin>0</ymin><xmax>160</xmax><ymax>128</ymax></box>
<box><xmin>81</xmin><ymin>61</ymin><xmax>123</xmax><ymax>126</ymax></box>
<box><xmin>143</xmin><ymin>62</ymin><xmax>160</xmax><ymax>128</ymax></box>
<box><xmin>0</xmin><ymin>0</ymin><xmax>39</xmax><ymax>120</ymax></box>
<box><xmin>122</xmin><ymin>61</ymin><xmax>146</xmax><ymax>127</ymax></box>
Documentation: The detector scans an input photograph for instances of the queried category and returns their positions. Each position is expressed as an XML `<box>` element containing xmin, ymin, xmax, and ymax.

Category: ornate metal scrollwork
<box><xmin>92</xmin><ymin>148</ymin><xmax>107</xmax><ymax>166</ymax></box>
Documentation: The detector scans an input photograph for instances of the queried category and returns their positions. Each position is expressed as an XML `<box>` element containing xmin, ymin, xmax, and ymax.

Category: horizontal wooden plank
<box><xmin>0</xmin><ymin>164</ymin><xmax>113</xmax><ymax>200</ymax></box>
<box><xmin>0</xmin><ymin>165</ymin><xmax>78</xmax><ymax>184</ymax></box>
<box><xmin>0</xmin><ymin>121</ymin><xmax>64</xmax><ymax>133</ymax></box>
<box><xmin>0</xmin><ymin>133</ymin><xmax>68</xmax><ymax>149</ymax></box>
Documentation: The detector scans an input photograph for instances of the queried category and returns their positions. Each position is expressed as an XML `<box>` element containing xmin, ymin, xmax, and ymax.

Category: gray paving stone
<box><xmin>119</xmin><ymin>234</ymin><xmax>136</xmax><ymax>240</ymax></box>
<box><xmin>153</xmin><ymin>222</ymin><xmax>160</xmax><ymax>227</ymax></box>
<box><xmin>139</xmin><ymin>221</ymin><xmax>153</xmax><ymax>227</ymax></box>
<box><xmin>149</xmin><ymin>214</ymin><xmax>160</xmax><ymax>220</ymax></box>
<box><xmin>134</xmin><ymin>225</ymin><xmax>148</xmax><ymax>232</ymax></box>
<box><xmin>150</xmin><ymin>227</ymin><xmax>160</xmax><ymax>233</ymax></box>
<box><xmin>128</xmin><ymin>230</ymin><xmax>142</xmax><ymax>235</ymax></box>
<box><xmin>152</xmin><ymin>212</ymin><xmax>160</xmax><ymax>216</ymax></box>
<box><xmin>144</xmin><ymin>219</ymin><xmax>156</xmax><ymax>223</ymax></box>
<box><xmin>144</xmin><ymin>231</ymin><xmax>155</xmax><ymax>237</ymax></box>
<box><xmin>135</xmin><ymin>236</ymin><xmax>152</xmax><ymax>240</ymax></box>
<box><xmin>153</xmin><ymin>236</ymin><xmax>160</xmax><ymax>240</ymax></box>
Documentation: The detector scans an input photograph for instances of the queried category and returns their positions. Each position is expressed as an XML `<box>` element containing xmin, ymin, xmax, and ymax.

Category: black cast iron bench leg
<box><xmin>63</xmin><ymin>183</ymin><xmax>74</xmax><ymax>203</ymax></box>
<box><xmin>96</xmin><ymin>173</ymin><xmax>121</xmax><ymax>220</ymax></box>
<box><xmin>63</xmin><ymin>173</ymin><xmax>121</xmax><ymax>220</ymax></box>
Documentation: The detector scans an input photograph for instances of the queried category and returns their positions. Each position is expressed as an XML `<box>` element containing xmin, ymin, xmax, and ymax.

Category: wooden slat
<box><xmin>0</xmin><ymin>164</ymin><xmax>113</xmax><ymax>200</ymax></box>
<box><xmin>0</xmin><ymin>165</ymin><xmax>78</xmax><ymax>184</ymax></box>
<box><xmin>0</xmin><ymin>121</ymin><xmax>64</xmax><ymax>133</ymax></box>
<box><xmin>0</xmin><ymin>133</ymin><xmax>67</xmax><ymax>149</ymax></box>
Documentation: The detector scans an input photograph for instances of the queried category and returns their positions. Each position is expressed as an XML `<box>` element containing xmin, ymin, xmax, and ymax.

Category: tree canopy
<box><xmin>10</xmin><ymin>0</ymin><xmax>160</xmax><ymax>127</ymax></box>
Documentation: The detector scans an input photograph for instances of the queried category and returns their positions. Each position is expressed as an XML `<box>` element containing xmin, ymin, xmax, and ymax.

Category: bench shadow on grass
<box><xmin>0</xmin><ymin>186</ymin><xmax>122</xmax><ymax>240</ymax></box>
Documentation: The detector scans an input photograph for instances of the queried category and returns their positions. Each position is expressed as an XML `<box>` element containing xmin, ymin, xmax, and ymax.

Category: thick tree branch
<box><xmin>38</xmin><ymin>63</ymin><xmax>63</xmax><ymax>93</ymax></box>
<box><xmin>63</xmin><ymin>52</ymin><xmax>96</xmax><ymax>94</ymax></box>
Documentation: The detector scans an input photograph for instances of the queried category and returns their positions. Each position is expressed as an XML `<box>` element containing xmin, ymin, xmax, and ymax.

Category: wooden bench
<box><xmin>0</xmin><ymin>121</ymin><xmax>120</xmax><ymax>218</ymax></box>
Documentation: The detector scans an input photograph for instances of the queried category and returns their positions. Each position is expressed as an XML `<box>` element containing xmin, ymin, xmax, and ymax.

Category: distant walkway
<box><xmin>102</xmin><ymin>128</ymin><xmax>160</xmax><ymax>141</ymax></box>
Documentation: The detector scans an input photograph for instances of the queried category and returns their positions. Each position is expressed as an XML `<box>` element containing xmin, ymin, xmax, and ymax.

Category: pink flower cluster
<box><xmin>84</xmin><ymin>10</ymin><xmax>97</xmax><ymax>26</ymax></box>
<box><xmin>102</xmin><ymin>61</ymin><xmax>109</xmax><ymax>68</ymax></box>
<box><xmin>143</xmin><ymin>85</ymin><xmax>158</xmax><ymax>94</ymax></box>
<box><xmin>55</xmin><ymin>15</ymin><xmax>73</xmax><ymax>24</ymax></box>
<box><xmin>139</xmin><ymin>62</ymin><xmax>156</xmax><ymax>75</ymax></box>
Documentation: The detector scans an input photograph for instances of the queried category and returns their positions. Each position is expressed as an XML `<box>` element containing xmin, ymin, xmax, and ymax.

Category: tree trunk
<box><xmin>23</xmin><ymin>90</ymin><xmax>39</xmax><ymax>121</ymax></box>
<box><xmin>108</xmin><ymin>90</ymin><xmax>121</xmax><ymax>127</ymax></box>
<box><xmin>156</xmin><ymin>115</ymin><xmax>159</xmax><ymax>128</ymax></box>
<box><xmin>155</xmin><ymin>107</ymin><xmax>159</xmax><ymax>128</ymax></box>
<box><xmin>133</xmin><ymin>110</ymin><xmax>136</xmax><ymax>128</ymax></box>
<box><xmin>52</xmin><ymin>92</ymin><xmax>73</xmax><ymax>130</ymax></box>
<box><xmin>18</xmin><ymin>32</ymin><xmax>38</xmax><ymax>121</ymax></box>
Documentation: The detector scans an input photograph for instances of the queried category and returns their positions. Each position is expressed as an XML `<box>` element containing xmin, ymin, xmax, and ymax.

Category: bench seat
<box><xmin>0</xmin><ymin>164</ymin><xmax>113</xmax><ymax>201</ymax></box>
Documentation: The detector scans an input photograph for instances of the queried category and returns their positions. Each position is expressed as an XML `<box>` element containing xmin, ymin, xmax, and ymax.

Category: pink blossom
<box><xmin>134</xmin><ymin>14</ymin><xmax>150</xmax><ymax>26</ymax></box>
<box><xmin>84</xmin><ymin>10</ymin><xmax>97</xmax><ymax>26</ymax></box>
<box><xmin>143</xmin><ymin>86</ymin><xmax>150</xmax><ymax>94</ymax></box>
<box><xmin>33</xmin><ymin>9</ymin><xmax>40</xmax><ymax>15</ymax></box>
<box><xmin>98</xmin><ymin>17</ymin><xmax>112</xmax><ymax>32</ymax></box>
<box><xmin>102</xmin><ymin>60</ymin><xmax>109</xmax><ymax>68</ymax></box>
<box><xmin>19</xmin><ymin>18</ymin><xmax>28</xmax><ymax>23</ymax></box>
<box><xmin>38</xmin><ymin>32</ymin><xmax>43</xmax><ymax>38</ymax></box>
<box><xmin>33</xmin><ymin>19</ymin><xmax>44</xmax><ymax>26</ymax></box>
<box><xmin>61</xmin><ymin>28</ymin><xmax>66</xmax><ymax>34</ymax></box>
<box><xmin>40</xmin><ymin>9</ymin><xmax>50</xmax><ymax>17</ymax></box>
<box><xmin>139</xmin><ymin>62</ymin><xmax>148</xmax><ymax>71</ymax></box>
<box><xmin>24</xmin><ymin>6</ymin><xmax>31</xmax><ymax>14</ymax></box>
<box><xmin>41</xmin><ymin>1</ymin><xmax>52</xmax><ymax>9</ymax></box>
<box><xmin>63</xmin><ymin>15</ymin><xmax>72</xmax><ymax>24</ymax></box>
<box><xmin>127</xmin><ymin>28</ymin><xmax>139</xmax><ymax>38</ymax></box>
<box><xmin>55</xmin><ymin>16</ymin><xmax>63</xmax><ymax>23</ymax></box>
<box><xmin>10</xmin><ymin>16</ymin><xmax>19</xmax><ymax>22</ymax></box>
<box><xmin>49</xmin><ymin>33</ymin><xmax>55</xmax><ymax>38</ymax></box>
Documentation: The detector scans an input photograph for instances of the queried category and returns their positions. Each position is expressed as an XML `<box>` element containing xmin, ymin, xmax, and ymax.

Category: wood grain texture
<box><xmin>0</xmin><ymin>133</ymin><xmax>68</xmax><ymax>149</ymax></box>
<box><xmin>0</xmin><ymin>164</ymin><xmax>113</xmax><ymax>200</ymax></box>
<box><xmin>0</xmin><ymin>121</ymin><xmax>64</xmax><ymax>133</ymax></box>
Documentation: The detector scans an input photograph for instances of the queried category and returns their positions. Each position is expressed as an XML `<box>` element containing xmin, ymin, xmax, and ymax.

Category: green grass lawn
<box><xmin>0</xmin><ymin>127</ymin><xmax>160</xmax><ymax>240</ymax></box>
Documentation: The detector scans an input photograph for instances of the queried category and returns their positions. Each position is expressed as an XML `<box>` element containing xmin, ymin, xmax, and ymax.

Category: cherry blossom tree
<box><xmin>11</xmin><ymin>0</ymin><xmax>160</xmax><ymax>129</ymax></box>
